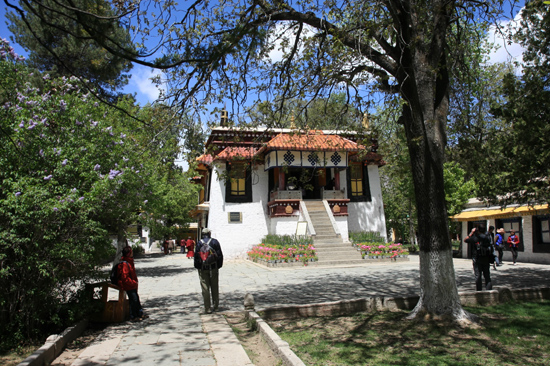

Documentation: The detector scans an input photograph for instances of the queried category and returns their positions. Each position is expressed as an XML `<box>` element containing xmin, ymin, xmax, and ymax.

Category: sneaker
<box><xmin>141</xmin><ymin>314</ymin><xmax>149</xmax><ymax>319</ymax></box>
<box><xmin>130</xmin><ymin>317</ymin><xmax>142</xmax><ymax>322</ymax></box>
<box><xmin>205</xmin><ymin>309</ymin><xmax>212</xmax><ymax>314</ymax></box>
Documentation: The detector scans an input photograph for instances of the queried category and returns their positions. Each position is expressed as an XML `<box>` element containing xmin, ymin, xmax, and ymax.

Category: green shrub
<box><xmin>349</xmin><ymin>231</ymin><xmax>386</xmax><ymax>244</ymax></box>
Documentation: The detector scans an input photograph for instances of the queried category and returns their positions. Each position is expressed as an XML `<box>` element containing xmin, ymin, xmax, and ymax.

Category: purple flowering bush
<box><xmin>0</xmin><ymin>38</ymin><xmax>198</xmax><ymax>349</ymax></box>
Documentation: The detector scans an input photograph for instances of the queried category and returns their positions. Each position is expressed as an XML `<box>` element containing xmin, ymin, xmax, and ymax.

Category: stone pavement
<box><xmin>65</xmin><ymin>252</ymin><xmax>550</xmax><ymax>366</ymax></box>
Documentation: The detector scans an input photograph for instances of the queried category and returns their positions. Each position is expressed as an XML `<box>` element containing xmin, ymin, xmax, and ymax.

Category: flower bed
<box><xmin>352</xmin><ymin>242</ymin><xmax>409</xmax><ymax>260</ymax></box>
<box><xmin>247</xmin><ymin>243</ymin><xmax>317</xmax><ymax>266</ymax></box>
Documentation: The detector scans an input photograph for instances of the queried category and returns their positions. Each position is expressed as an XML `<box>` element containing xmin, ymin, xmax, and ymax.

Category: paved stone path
<box><xmin>66</xmin><ymin>252</ymin><xmax>550</xmax><ymax>366</ymax></box>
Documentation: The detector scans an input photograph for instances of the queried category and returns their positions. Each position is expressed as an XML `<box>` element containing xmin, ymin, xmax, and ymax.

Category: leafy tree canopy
<box><xmin>0</xmin><ymin>39</ymin><xmax>197</xmax><ymax>349</ymax></box>
<box><xmin>480</xmin><ymin>0</ymin><xmax>550</xmax><ymax>205</ymax></box>
<box><xmin>2</xmin><ymin>0</ymin><xmax>522</xmax><ymax>322</ymax></box>
<box><xmin>6</xmin><ymin>0</ymin><xmax>134</xmax><ymax>101</ymax></box>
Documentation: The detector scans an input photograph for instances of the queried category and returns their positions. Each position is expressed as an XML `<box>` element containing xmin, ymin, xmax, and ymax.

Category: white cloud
<box><xmin>127</xmin><ymin>65</ymin><xmax>164</xmax><ymax>104</ymax></box>
<box><xmin>487</xmin><ymin>10</ymin><xmax>525</xmax><ymax>65</ymax></box>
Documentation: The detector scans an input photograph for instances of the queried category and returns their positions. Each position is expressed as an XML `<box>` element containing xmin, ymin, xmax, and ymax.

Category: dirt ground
<box><xmin>224</xmin><ymin>312</ymin><xmax>281</xmax><ymax>366</ymax></box>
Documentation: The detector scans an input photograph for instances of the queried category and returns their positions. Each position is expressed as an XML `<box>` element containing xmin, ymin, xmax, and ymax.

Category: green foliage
<box><xmin>443</xmin><ymin>161</ymin><xmax>477</xmax><ymax>217</ymax></box>
<box><xmin>480</xmin><ymin>0</ymin><xmax>550</xmax><ymax>204</ymax></box>
<box><xmin>348</xmin><ymin>231</ymin><xmax>385</xmax><ymax>244</ymax></box>
<box><xmin>244</xmin><ymin>93</ymin><xmax>361</xmax><ymax>130</ymax></box>
<box><xmin>131</xmin><ymin>242</ymin><xmax>145</xmax><ymax>256</ymax></box>
<box><xmin>7</xmin><ymin>0</ymin><xmax>134</xmax><ymax>100</ymax></box>
<box><xmin>0</xmin><ymin>39</ymin><xmax>197</xmax><ymax>350</ymax></box>
<box><xmin>261</xmin><ymin>234</ymin><xmax>313</xmax><ymax>247</ymax></box>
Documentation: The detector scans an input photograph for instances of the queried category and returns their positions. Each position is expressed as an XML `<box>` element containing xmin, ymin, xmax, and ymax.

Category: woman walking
<box><xmin>507</xmin><ymin>230</ymin><xmax>520</xmax><ymax>265</ymax></box>
<box><xmin>186</xmin><ymin>236</ymin><xmax>195</xmax><ymax>259</ymax></box>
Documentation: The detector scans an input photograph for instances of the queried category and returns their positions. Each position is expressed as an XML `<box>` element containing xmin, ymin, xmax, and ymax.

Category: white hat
<box><xmin>202</xmin><ymin>228</ymin><xmax>211</xmax><ymax>234</ymax></box>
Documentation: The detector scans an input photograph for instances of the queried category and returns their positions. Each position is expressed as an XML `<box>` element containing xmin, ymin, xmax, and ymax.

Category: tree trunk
<box><xmin>115</xmin><ymin>224</ymin><xmax>127</xmax><ymax>264</ymax></box>
<box><xmin>397</xmin><ymin>3</ymin><xmax>475</xmax><ymax>321</ymax></box>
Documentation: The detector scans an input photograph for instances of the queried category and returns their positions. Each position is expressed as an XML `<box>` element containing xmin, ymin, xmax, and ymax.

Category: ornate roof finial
<box><xmin>362</xmin><ymin>112</ymin><xmax>369</xmax><ymax>130</ymax></box>
<box><xmin>220</xmin><ymin>107</ymin><xmax>229</xmax><ymax>126</ymax></box>
<box><xmin>290</xmin><ymin>110</ymin><xmax>296</xmax><ymax>129</ymax></box>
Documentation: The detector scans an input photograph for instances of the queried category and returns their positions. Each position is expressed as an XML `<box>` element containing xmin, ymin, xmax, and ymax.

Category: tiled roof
<box><xmin>260</xmin><ymin>130</ymin><xmax>363</xmax><ymax>152</ymax></box>
<box><xmin>215</xmin><ymin>146</ymin><xmax>259</xmax><ymax>161</ymax></box>
<box><xmin>196</xmin><ymin>154</ymin><xmax>213</xmax><ymax>165</ymax></box>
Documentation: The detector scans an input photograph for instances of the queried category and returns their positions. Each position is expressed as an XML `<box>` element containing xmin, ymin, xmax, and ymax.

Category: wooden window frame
<box><xmin>347</xmin><ymin>163</ymin><xmax>371</xmax><ymax>202</ymax></box>
<box><xmin>225</xmin><ymin>162</ymin><xmax>252</xmax><ymax>203</ymax></box>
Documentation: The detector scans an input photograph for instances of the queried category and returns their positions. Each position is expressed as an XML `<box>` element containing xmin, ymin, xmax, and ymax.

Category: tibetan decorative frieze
<box><xmin>327</xmin><ymin>199</ymin><xmax>350</xmax><ymax>216</ymax></box>
<box><xmin>268</xmin><ymin>199</ymin><xmax>301</xmax><ymax>217</ymax></box>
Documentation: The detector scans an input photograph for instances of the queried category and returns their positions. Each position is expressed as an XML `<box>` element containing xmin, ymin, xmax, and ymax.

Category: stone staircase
<box><xmin>303</xmin><ymin>200</ymin><xmax>366</xmax><ymax>266</ymax></box>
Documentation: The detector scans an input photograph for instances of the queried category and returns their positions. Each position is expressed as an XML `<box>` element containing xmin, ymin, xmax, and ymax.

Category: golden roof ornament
<box><xmin>220</xmin><ymin>108</ymin><xmax>229</xmax><ymax>126</ymax></box>
<box><xmin>362</xmin><ymin>112</ymin><xmax>369</xmax><ymax>130</ymax></box>
<box><xmin>290</xmin><ymin>111</ymin><xmax>296</xmax><ymax>130</ymax></box>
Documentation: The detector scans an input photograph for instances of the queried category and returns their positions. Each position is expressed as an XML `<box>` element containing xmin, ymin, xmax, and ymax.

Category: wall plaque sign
<box><xmin>228</xmin><ymin>212</ymin><xmax>242</xmax><ymax>223</ymax></box>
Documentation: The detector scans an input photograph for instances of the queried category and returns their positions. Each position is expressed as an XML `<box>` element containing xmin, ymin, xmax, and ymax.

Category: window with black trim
<box><xmin>533</xmin><ymin>215</ymin><xmax>550</xmax><ymax>253</ymax></box>
<box><xmin>225</xmin><ymin>162</ymin><xmax>252</xmax><ymax>203</ymax></box>
<box><xmin>347</xmin><ymin>163</ymin><xmax>371</xmax><ymax>202</ymax></box>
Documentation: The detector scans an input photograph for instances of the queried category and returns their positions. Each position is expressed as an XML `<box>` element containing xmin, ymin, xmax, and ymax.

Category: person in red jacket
<box><xmin>507</xmin><ymin>230</ymin><xmax>520</xmax><ymax>265</ymax></box>
<box><xmin>118</xmin><ymin>246</ymin><xmax>148</xmax><ymax>321</ymax></box>
<box><xmin>186</xmin><ymin>236</ymin><xmax>195</xmax><ymax>259</ymax></box>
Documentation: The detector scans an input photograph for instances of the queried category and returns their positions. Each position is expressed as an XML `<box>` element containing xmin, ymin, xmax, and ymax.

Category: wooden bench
<box><xmin>87</xmin><ymin>281</ymin><xmax>129</xmax><ymax>323</ymax></box>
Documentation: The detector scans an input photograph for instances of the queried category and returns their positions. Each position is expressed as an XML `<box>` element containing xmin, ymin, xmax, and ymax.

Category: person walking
<box><xmin>186</xmin><ymin>236</ymin><xmax>195</xmax><ymax>259</ymax></box>
<box><xmin>488</xmin><ymin>226</ymin><xmax>499</xmax><ymax>270</ymax></box>
<box><xmin>194</xmin><ymin>228</ymin><xmax>223</xmax><ymax>314</ymax></box>
<box><xmin>508</xmin><ymin>230</ymin><xmax>520</xmax><ymax>265</ymax></box>
<box><xmin>118</xmin><ymin>245</ymin><xmax>149</xmax><ymax>322</ymax></box>
<box><xmin>465</xmin><ymin>225</ymin><xmax>493</xmax><ymax>291</ymax></box>
<box><xmin>495</xmin><ymin>228</ymin><xmax>505</xmax><ymax>265</ymax></box>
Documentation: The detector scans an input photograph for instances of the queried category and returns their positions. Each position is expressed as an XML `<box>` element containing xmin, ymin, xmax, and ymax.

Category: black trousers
<box><xmin>511</xmin><ymin>247</ymin><xmax>518</xmax><ymax>264</ymax></box>
<box><xmin>126</xmin><ymin>289</ymin><xmax>143</xmax><ymax>319</ymax></box>
<box><xmin>473</xmin><ymin>258</ymin><xmax>492</xmax><ymax>291</ymax></box>
<box><xmin>496</xmin><ymin>246</ymin><xmax>504</xmax><ymax>263</ymax></box>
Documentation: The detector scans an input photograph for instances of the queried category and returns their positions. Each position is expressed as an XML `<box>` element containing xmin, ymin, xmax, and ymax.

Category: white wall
<box><xmin>346</xmin><ymin>165</ymin><xmax>387</xmax><ymax>240</ymax></box>
<box><xmin>270</xmin><ymin>216</ymin><xmax>301</xmax><ymax>236</ymax></box>
<box><xmin>335</xmin><ymin>216</ymin><xmax>349</xmax><ymax>242</ymax></box>
<box><xmin>207</xmin><ymin>163</ymin><xmax>270</xmax><ymax>259</ymax></box>
<box><xmin>460</xmin><ymin>216</ymin><xmax>550</xmax><ymax>264</ymax></box>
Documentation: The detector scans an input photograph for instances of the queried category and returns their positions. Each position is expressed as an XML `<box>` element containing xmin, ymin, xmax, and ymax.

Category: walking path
<box><xmin>59</xmin><ymin>252</ymin><xmax>550</xmax><ymax>366</ymax></box>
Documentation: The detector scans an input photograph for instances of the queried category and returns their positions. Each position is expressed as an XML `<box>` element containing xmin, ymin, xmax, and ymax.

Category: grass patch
<box><xmin>269</xmin><ymin>300</ymin><xmax>550</xmax><ymax>365</ymax></box>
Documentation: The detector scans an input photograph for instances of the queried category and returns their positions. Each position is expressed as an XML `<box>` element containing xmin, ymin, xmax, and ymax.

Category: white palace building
<box><xmin>192</xmin><ymin>120</ymin><xmax>388</xmax><ymax>259</ymax></box>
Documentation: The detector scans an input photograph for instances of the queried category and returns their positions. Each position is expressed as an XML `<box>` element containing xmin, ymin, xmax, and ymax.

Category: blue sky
<box><xmin>1</xmin><ymin>2</ymin><xmax>525</xmax><ymax>106</ymax></box>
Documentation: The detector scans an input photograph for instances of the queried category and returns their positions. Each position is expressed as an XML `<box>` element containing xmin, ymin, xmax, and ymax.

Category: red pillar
<box><xmin>279</xmin><ymin>170</ymin><xmax>285</xmax><ymax>190</ymax></box>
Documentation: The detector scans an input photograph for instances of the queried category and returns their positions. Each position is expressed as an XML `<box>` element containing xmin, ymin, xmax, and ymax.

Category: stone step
<box><xmin>316</xmin><ymin>245</ymin><xmax>358</xmax><ymax>251</ymax></box>
<box><xmin>315</xmin><ymin>230</ymin><xmax>336</xmax><ymax>236</ymax></box>
<box><xmin>313</xmin><ymin>235</ymin><xmax>341</xmax><ymax>241</ymax></box>
<box><xmin>317</xmin><ymin>253</ymin><xmax>362</xmax><ymax>261</ymax></box>
<box><xmin>310</xmin><ymin>259</ymin><xmax>369</xmax><ymax>266</ymax></box>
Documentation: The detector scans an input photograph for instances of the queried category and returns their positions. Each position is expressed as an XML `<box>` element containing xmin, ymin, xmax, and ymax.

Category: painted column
<box><xmin>278</xmin><ymin>169</ymin><xmax>285</xmax><ymax>190</ymax></box>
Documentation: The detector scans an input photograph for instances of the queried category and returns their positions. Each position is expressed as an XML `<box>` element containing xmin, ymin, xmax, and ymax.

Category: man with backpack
<box><xmin>464</xmin><ymin>225</ymin><xmax>493</xmax><ymax>291</ymax></box>
<box><xmin>194</xmin><ymin>228</ymin><xmax>223</xmax><ymax>314</ymax></box>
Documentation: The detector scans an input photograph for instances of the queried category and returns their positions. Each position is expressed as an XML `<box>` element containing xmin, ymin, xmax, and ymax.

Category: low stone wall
<box><xmin>248</xmin><ymin>256</ymin><xmax>409</xmax><ymax>268</ymax></box>
<box><xmin>259</xmin><ymin>287</ymin><xmax>550</xmax><ymax>320</ymax></box>
<box><xmin>248</xmin><ymin>287</ymin><xmax>550</xmax><ymax>366</ymax></box>
<box><xmin>17</xmin><ymin>319</ymin><xmax>88</xmax><ymax>366</ymax></box>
